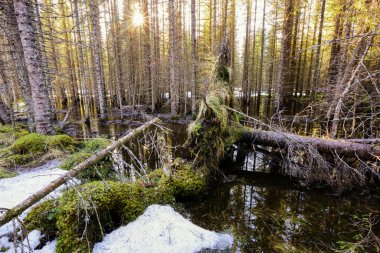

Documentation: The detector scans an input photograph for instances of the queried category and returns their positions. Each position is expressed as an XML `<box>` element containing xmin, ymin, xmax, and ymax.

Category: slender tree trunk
<box><xmin>229</xmin><ymin>0</ymin><xmax>236</xmax><ymax>89</ymax></box>
<box><xmin>327</xmin><ymin>3</ymin><xmax>344</xmax><ymax>87</ymax></box>
<box><xmin>310</xmin><ymin>0</ymin><xmax>326</xmax><ymax>101</ymax></box>
<box><xmin>190</xmin><ymin>0</ymin><xmax>197</xmax><ymax>115</ymax></box>
<box><xmin>257</xmin><ymin>0</ymin><xmax>266</xmax><ymax>114</ymax></box>
<box><xmin>109</xmin><ymin>0</ymin><xmax>123</xmax><ymax>115</ymax></box>
<box><xmin>169</xmin><ymin>0</ymin><xmax>178</xmax><ymax>115</ymax></box>
<box><xmin>59</xmin><ymin>0</ymin><xmax>76</xmax><ymax>103</ymax></box>
<box><xmin>329</xmin><ymin>35</ymin><xmax>374</xmax><ymax>138</ymax></box>
<box><xmin>73</xmin><ymin>0</ymin><xmax>90</xmax><ymax>121</ymax></box>
<box><xmin>306</xmin><ymin>0</ymin><xmax>319</xmax><ymax>96</ymax></box>
<box><xmin>90</xmin><ymin>0</ymin><xmax>107</xmax><ymax>119</ymax></box>
<box><xmin>242</xmin><ymin>0</ymin><xmax>251</xmax><ymax>107</ymax></box>
<box><xmin>275</xmin><ymin>0</ymin><xmax>294</xmax><ymax>113</ymax></box>
<box><xmin>13</xmin><ymin>0</ymin><xmax>53</xmax><ymax>134</ymax></box>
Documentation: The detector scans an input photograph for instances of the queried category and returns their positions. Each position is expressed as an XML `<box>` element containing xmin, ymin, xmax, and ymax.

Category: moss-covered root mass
<box><xmin>24</xmin><ymin>161</ymin><xmax>207</xmax><ymax>252</ymax></box>
<box><xmin>185</xmin><ymin>63</ymin><xmax>242</xmax><ymax>171</ymax></box>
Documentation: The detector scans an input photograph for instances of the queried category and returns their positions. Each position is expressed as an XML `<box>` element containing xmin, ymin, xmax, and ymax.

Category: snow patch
<box><xmin>3</xmin><ymin>230</ymin><xmax>41</xmax><ymax>253</ymax></box>
<box><xmin>34</xmin><ymin>239</ymin><xmax>57</xmax><ymax>253</ymax></box>
<box><xmin>93</xmin><ymin>205</ymin><xmax>233</xmax><ymax>253</ymax></box>
<box><xmin>0</xmin><ymin>160</ymin><xmax>72</xmax><ymax>252</ymax></box>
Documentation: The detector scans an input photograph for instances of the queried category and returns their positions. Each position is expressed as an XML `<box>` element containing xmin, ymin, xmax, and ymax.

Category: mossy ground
<box><xmin>25</xmin><ymin>161</ymin><xmax>206</xmax><ymax>253</ymax></box>
<box><xmin>0</xmin><ymin>125</ymin><xmax>77</xmax><ymax>177</ymax></box>
<box><xmin>61</xmin><ymin>138</ymin><xmax>114</xmax><ymax>182</ymax></box>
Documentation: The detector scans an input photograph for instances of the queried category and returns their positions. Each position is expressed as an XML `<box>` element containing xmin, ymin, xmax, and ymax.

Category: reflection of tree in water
<box><xmin>185</xmin><ymin>149</ymin><xmax>380</xmax><ymax>252</ymax></box>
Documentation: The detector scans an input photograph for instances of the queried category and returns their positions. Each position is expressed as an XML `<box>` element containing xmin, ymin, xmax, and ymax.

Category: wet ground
<box><xmin>54</xmin><ymin>105</ymin><xmax>380</xmax><ymax>253</ymax></box>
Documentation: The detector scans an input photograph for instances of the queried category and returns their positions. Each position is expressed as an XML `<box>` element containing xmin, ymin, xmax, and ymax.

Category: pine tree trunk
<box><xmin>275</xmin><ymin>0</ymin><xmax>294</xmax><ymax>112</ymax></box>
<box><xmin>13</xmin><ymin>0</ymin><xmax>53</xmax><ymax>134</ymax></box>
<box><xmin>0</xmin><ymin>98</ymin><xmax>10</xmax><ymax>124</ymax></box>
<box><xmin>257</xmin><ymin>0</ymin><xmax>266</xmax><ymax>114</ymax></box>
<box><xmin>169</xmin><ymin>0</ymin><xmax>178</xmax><ymax>115</ymax></box>
<box><xmin>2</xmin><ymin>0</ymin><xmax>35</xmax><ymax>131</ymax></box>
<box><xmin>190</xmin><ymin>0</ymin><xmax>197</xmax><ymax>115</ymax></box>
<box><xmin>90</xmin><ymin>0</ymin><xmax>107</xmax><ymax>119</ymax></box>
<box><xmin>242</xmin><ymin>0</ymin><xmax>251</xmax><ymax>107</ymax></box>
<box><xmin>72</xmin><ymin>0</ymin><xmax>90</xmax><ymax>121</ymax></box>
<box><xmin>310</xmin><ymin>0</ymin><xmax>326</xmax><ymax>101</ymax></box>
<box><xmin>0</xmin><ymin>57</ymin><xmax>12</xmax><ymax>124</ymax></box>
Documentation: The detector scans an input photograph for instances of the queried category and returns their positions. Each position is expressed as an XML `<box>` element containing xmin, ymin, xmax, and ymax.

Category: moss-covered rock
<box><xmin>32</xmin><ymin>163</ymin><xmax>206</xmax><ymax>253</ymax></box>
<box><xmin>55</xmin><ymin>178</ymin><xmax>175</xmax><ymax>253</ymax></box>
<box><xmin>46</xmin><ymin>135</ymin><xmax>76</xmax><ymax>151</ymax></box>
<box><xmin>10</xmin><ymin>133</ymin><xmax>48</xmax><ymax>155</ymax></box>
<box><xmin>160</xmin><ymin>159</ymin><xmax>207</xmax><ymax>197</ymax></box>
<box><xmin>0</xmin><ymin>131</ymin><xmax>77</xmax><ymax>170</ymax></box>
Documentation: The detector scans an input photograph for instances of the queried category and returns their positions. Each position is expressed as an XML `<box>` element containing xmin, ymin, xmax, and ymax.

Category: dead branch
<box><xmin>0</xmin><ymin>117</ymin><xmax>160</xmax><ymax>226</ymax></box>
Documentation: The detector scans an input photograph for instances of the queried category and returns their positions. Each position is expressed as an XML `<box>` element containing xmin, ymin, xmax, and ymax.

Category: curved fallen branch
<box><xmin>0</xmin><ymin>118</ymin><xmax>160</xmax><ymax>226</ymax></box>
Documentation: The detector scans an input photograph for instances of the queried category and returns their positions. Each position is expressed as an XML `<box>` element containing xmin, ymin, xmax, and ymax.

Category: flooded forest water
<box><xmin>55</xmin><ymin>98</ymin><xmax>380</xmax><ymax>253</ymax></box>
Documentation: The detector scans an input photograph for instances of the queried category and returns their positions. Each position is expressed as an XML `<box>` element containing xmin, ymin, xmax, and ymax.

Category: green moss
<box><xmin>0</xmin><ymin>125</ymin><xmax>14</xmax><ymax>133</ymax></box>
<box><xmin>24</xmin><ymin>200</ymin><xmax>59</xmax><ymax>240</ymax></box>
<box><xmin>55</xmin><ymin>178</ymin><xmax>175</xmax><ymax>253</ymax></box>
<box><xmin>46</xmin><ymin>135</ymin><xmax>76</xmax><ymax>151</ymax></box>
<box><xmin>0</xmin><ymin>167</ymin><xmax>16</xmax><ymax>179</ymax></box>
<box><xmin>61</xmin><ymin>138</ymin><xmax>113</xmax><ymax>182</ymax></box>
<box><xmin>50</xmin><ymin>163</ymin><xmax>206</xmax><ymax>252</ymax></box>
<box><xmin>0</xmin><ymin>124</ymin><xmax>29</xmax><ymax>149</ymax></box>
<box><xmin>160</xmin><ymin>159</ymin><xmax>207</xmax><ymax>197</ymax></box>
<box><xmin>10</xmin><ymin>133</ymin><xmax>47</xmax><ymax>155</ymax></box>
<box><xmin>0</xmin><ymin>246</ymin><xmax>9</xmax><ymax>252</ymax></box>
<box><xmin>187</xmin><ymin>122</ymin><xmax>202</xmax><ymax>138</ymax></box>
<box><xmin>5</xmin><ymin>153</ymin><xmax>34</xmax><ymax>165</ymax></box>
<box><xmin>82</xmin><ymin>138</ymin><xmax>111</xmax><ymax>152</ymax></box>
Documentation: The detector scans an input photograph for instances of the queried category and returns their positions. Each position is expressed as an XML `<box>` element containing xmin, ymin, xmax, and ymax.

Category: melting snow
<box><xmin>0</xmin><ymin>160</ymin><xmax>68</xmax><ymax>252</ymax></box>
<box><xmin>0</xmin><ymin>162</ymin><xmax>233</xmax><ymax>253</ymax></box>
<box><xmin>93</xmin><ymin>205</ymin><xmax>233</xmax><ymax>253</ymax></box>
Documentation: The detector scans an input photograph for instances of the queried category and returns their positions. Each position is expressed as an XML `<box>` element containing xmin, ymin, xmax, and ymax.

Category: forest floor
<box><xmin>0</xmin><ymin>159</ymin><xmax>233</xmax><ymax>253</ymax></box>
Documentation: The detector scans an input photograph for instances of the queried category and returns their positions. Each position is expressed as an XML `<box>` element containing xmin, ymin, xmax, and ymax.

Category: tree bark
<box><xmin>275</xmin><ymin>0</ymin><xmax>294</xmax><ymax>112</ymax></box>
<box><xmin>239</xmin><ymin>128</ymin><xmax>380</xmax><ymax>161</ymax></box>
<box><xmin>0</xmin><ymin>118</ymin><xmax>160</xmax><ymax>226</ymax></box>
<box><xmin>1</xmin><ymin>0</ymin><xmax>35</xmax><ymax>131</ymax></box>
<box><xmin>329</xmin><ymin>34</ymin><xmax>374</xmax><ymax>138</ymax></box>
<box><xmin>310</xmin><ymin>0</ymin><xmax>326</xmax><ymax>101</ymax></box>
<box><xmin>190</xmin><ymin>0</ymin><xmax>197</xmax><ymax>115</ymax></box>
<box><xmin>0</xmin><ymin>57</ymin><xmax>11</xmax><ymax>124</ymax></box>
<box><xmin>0</xmin><ymin>98</ymin><xmax>10</xmax><ymax>124</ymax></box>
<box><xmin>169</xmin><ymin>0</ymin><xmax>178</xmax><ymax>115</ymax></box>
<box><xmin>13</xmin><ymin>0</ymin><xmax>54</xmax><ymax>134</ymax></box>
<box><xmin>90</xmin><ymin>0</ymin><xmax>107</xmax><ymax>119</ymax></box>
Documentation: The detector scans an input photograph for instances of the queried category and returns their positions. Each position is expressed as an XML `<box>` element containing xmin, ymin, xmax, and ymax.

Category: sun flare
<box><xmin>132</xmin><ymin>7</ymin><xmax>144</xmax><ymax>27</ymax></box>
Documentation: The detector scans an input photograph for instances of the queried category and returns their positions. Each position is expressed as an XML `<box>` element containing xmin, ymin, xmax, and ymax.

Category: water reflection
<box><xmin>185</xmin><ymin>150</ymin><xmax>380</xmax><ymax>252</ymax></box>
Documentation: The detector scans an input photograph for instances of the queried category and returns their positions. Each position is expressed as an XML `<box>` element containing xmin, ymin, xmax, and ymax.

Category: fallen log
<box><xmin>239</xmin><ymin>128</ymin><xmax>380</xmax><ymax>161</ymax></box>
<box><xmin>0</xmin><ymin>117</ymin><xmax>160</xmax><ymax>226</ymax></box>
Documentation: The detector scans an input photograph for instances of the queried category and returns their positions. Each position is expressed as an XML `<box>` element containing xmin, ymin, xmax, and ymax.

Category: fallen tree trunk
<box><xmin>239</xmin><ymin>128</ymin><xmax>380</xmax><ymax>161</ymax></box>
<box><xmin>0</xmin><ymin>117</ymin><xmax>160</xmax><ymax>226</ymax></box>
